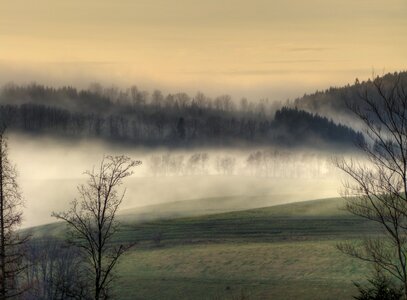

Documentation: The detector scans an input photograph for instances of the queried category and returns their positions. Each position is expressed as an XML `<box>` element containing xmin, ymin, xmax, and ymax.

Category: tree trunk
<box><xmin>0</xmin><ymin>138</ymin><xmax>5</xmax><ymax>300</ymax></box>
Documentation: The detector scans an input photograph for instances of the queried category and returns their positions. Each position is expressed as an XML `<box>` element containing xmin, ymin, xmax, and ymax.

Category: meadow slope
<box><xmin>28</xmin><ymin>197</ymin><xmax>379</xmax><ymax>299</ymax></box>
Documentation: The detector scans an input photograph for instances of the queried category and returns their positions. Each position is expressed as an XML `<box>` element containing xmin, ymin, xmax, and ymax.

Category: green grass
<box><xmin>118</xmin><ymin>194</ymin><xmax>289</xmax><ymax>223</ymax></box>
<box><xmin>115</xmin><ymin>240</ymin><xmax>368</xmax><ymax>300</ymax></box>
<box><xmin>27</xmin><ymin>197</ymin><xmax>379</xmax><ymax>299</ymax></box>
<box><xmin>115</xmin><ymin>197</ymin><xmax>379</xmax><ymax>245</ymax></box>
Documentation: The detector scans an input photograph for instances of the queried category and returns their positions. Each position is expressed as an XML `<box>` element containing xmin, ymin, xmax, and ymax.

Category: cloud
<box><xmin>260</xmin><ymin>59</ymin><xmax>325</xmax><ymax>64</ymax></box>
<box><xmin>179</xmin><ymin>68</ymin><xmax>369</xmax><ymax>76</ymax></box>
<box><xmin>286</xmin><ymin>47</ymin><xmax>333</xmax><ymax>52</ymax></box>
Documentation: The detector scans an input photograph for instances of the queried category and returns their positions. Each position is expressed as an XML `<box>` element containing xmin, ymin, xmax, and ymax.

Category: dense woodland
<box><xmin>0</xmin><ymin>82</ymin><xmax>363</xmax><ymax>148</ymax></box>
<box><xmin>292</xmin><ymin>71</ymin><xmax>407</xmax><ymax>121</ymax></box>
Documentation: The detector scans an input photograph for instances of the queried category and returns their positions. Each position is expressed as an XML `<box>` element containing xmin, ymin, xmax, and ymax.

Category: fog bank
<box><xmin>8</xmin><ymin>134</ymin><xmax>342</xmax><ymax>228</ymax></box>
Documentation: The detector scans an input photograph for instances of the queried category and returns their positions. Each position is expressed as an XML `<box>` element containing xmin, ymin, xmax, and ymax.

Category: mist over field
<box><xmin>8</xmin><ymin>133</ymin><xmax>343</xmax><ymax>228</ymax></box>
<box><xmin>2</xmin><ymin>0</ymin><xmax>406</xmax><ymax>297</ymax></box>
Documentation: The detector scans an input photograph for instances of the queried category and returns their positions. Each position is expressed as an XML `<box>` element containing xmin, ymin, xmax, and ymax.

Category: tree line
<box><xmin>147</xmin><ymin>150</ymin><xmax>334</xmax><ymax>178</ymax></box>
<box><xmin>0</xmin><ymin>83</ymin><xmax>362</xmax><ymax>148</ymax></box>
<box><xmin>292</xmin><ymin>71</ymin><xmax>407</xmax><ymax>123</ymax></box>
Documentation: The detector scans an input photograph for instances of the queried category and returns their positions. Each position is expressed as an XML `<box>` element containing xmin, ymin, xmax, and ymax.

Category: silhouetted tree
<box><xmin>52</xmin><ymin>155</ymin><xmax>141</xmax><ymax>300</ymax></box>
<box><xmin>335</xmin><ymin>74</ymin><xmax>407</xmax><ymax>298</ymax></box>
<box><xmin>0</xmin><ymin>127</ymin><xmax>28</xmax><ymax>299</ymax></box>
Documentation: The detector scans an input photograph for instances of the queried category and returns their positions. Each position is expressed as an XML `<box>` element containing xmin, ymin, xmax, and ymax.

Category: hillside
<box><xmin>0</xmin><ymin>83</ymin><xmax>362</xmax><ymax>149</ymax></box>
<box><xmin>27</xmin><ymin>197</ymin><xmax>380</xmax><ymax>245</ymax></box>
<box><xmin>293</xmin><ymin>71</ymin><xmax>407</xmax><ymax>123</ymax></box>
<box><xmin>114</xmin><ymin>197</ymin><xmax>379</xmax><ymax>245</ymax></box>
<box><xmin>26</xmin><ymin>197</ymin><xmax>379</xmax><ymax>299</ymax></box>
<box><xmin>118</xmin><ymin>192</ymin><xmax>344</xmax><ymax>223</ymax></box>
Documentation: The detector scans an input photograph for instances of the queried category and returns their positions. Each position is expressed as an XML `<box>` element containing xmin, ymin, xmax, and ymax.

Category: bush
<box><xmin>354</xmin><ymin>272</ymin><xmax>403</xmax><ymax>300</ymax></box>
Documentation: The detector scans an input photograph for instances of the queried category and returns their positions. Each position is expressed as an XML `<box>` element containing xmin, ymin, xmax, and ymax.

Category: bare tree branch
<box><xmin>52</xmin><ymin>155</ymin><xmax>141</xmax><ymax>300</ymax></box>
<box><xmin>335</xmin><ymin>73</ymin><xmax>407</xmax><ymax>299</ymax></box>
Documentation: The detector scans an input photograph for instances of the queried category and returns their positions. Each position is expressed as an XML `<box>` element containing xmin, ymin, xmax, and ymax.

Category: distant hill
<box><xmin>292</xmin><ymin>71</ymin><xmax>407</xmax><ymax>122</ymax></box>
<box><xmin>26</xmin><ymin>195</ymin><xmax>340</xmax><ymax>238</ymax></box>
<box><xmin>26</xmin><ymin>196</ymin><xmax>380</xmax><ymax>243</ymax></box>
<box><xmin>0</xmin><ymin>83</ymin><xmax>362</xmax><ymax>149</ymax></box>
<box><xmin>25</xmin><ymin>196</ymin><xmax>377</xmax><ymax>300</ymax></box>
<box><xmin>270</xmin><ymin>107</ymin><xmax>362</xmax><ymax>147</ymax></box>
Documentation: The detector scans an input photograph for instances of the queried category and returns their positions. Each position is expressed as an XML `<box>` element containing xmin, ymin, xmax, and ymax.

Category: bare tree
<box><xmin>216</xmin><ymin>156</ymin><xmax>236</xmax><ymax>175</ymax></box>
<box><xmin>52</xmin><ymin>155</ymin><xmax>141</xmax><ymax>300</ymax></box>
<box><xmin>335</xmin><ymin>74</ymin><xmax>407</xmax><ymax>298</ymax></box>
<box><xmin>0</xmin><ymin>127</ymin><xmax>28</xmax><ymax>299</ymax></box>
<box><xmin>24</xmin><ymin>238</ymin><xmax>89</xmax><ymax>300</ymax></box>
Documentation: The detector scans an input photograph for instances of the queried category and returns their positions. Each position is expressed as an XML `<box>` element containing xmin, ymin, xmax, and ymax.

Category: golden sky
<box><xmin>0</xmin><ymin>0</ymin><xmax>406</xmax><ymax>99</ymax></box>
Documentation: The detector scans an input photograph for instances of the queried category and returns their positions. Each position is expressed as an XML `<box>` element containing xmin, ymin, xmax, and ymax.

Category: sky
<box><xmin>0</xmin><ymin>0</ymin><xmax>406</xmax><ymax>100</ymax></box>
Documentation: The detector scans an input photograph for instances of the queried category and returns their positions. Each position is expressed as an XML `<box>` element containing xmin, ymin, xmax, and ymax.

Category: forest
<box><xmin>0</xmin><ymin>83</ymin><xmax>362</xmax><ymax>148</ymax></box>
<box><xmin>293</xmin><ymin>71</ymin><xmax>407</xmax><ymax>121</ymax></box>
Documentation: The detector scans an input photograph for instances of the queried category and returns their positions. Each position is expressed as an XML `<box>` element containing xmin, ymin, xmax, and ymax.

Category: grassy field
<box><xmin>28</xmin><ymin>197</ymin><xmax>380</xmax><ymax>299</ymax></box>
<box><xmin>116</xmin><ymin>241</ymin><xmax>367</xmax><ymax>300</ymax></box>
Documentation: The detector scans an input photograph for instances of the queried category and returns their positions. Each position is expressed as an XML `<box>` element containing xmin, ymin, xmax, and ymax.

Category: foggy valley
<box><xmin>9</xmin><ymin>133</ymin><xmax>342</xmax><ymax>228</ymax></box>
<box><xmin>0</xmin><ymin>73</ymin><xmax>404</xmax><ymax>300</ymax></box>
<box><xmin>1</xmin><ymin>0</ymin><xmax>406</xmax><ymax>299</ymax></box>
